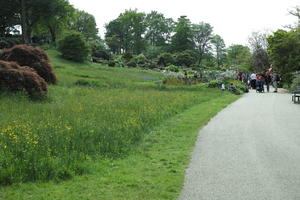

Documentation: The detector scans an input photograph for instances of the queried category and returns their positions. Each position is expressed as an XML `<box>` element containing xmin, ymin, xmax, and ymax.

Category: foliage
<box><xmin>157</xmin><ymin>52</ymin><xmax>175</xmax><ymax>67</ymax></box>
<box><xmin>0</xmin><ymin>0</ymin><xmax>20</xmax><ymax>37</ymax></box>
<box><xmin>144</xmin><ymin>45</ymin><xmax>163</xmax><ymax>59</ymax></box>
<box><xmin>248</xmin><ymin>31</ymin><xmax>269</xmax><ymax>71</ymax></box>
<box><xmin>36</xmin><ymin>0</ymin><xmax>74</xmax><ymax>43</ymax></box>
<box><xmin>226</xmin><ymin>44</ymin><xmax>252</xmax><ymax>69</ymax></box>
<box><xmin>0</xmin><ymin>60</ymin><xmax>48</xmax><ymax>99</ymax></box>
<box><xmin>0</xmin><ymin>36</ymin><xmax>22</xmax><ymax>49</ymax></box>
<box><xmin>91</xmin><ymin>41</ymin><xmax>111</xmax><ymax>60</ymax></box>
<box><xmin>170</xmin><ymin>16</ymin><xmax>194</xmax><ymax>52</ymax></box>
<box><xmin>175</xmin><ymin>50</ymin><xmax>197</xmax><ymax>67</ymax></box>
<box><xmin>211</xmin><ymin>34</ymin><xmax>226</xmax><ymax>67</ymax></box>
<box><xmin>68</xmin><ymin>9</ymin><xmax>99</xmax><ymax>41</ymax></box>
<box><xmin>58</xmin><ymin>32</ymin><xmax>90</xmax><ymax>62</ymax></box>
<box><xmin>0</xmin><ymin>44</ymin><xmax>57</xmax><ymax>84</ymax></box>
<box><xmin>144</xmin><ymin>11</ymin><xmax>174</xmax><ymax>46</ymax></box>
<box><xmin>205</xmin><ymin>80</ymin><xmax>222</xmax><ymax>88</ymax></box>
<box><xmin>192</xmin><ymin>22</ymin><xmax>214</xmax><ymax>65</ymax></box>
<box><xmin>105</xmin><ymin>9</ymin><xmax>146</xmax><ymax>54</ymax></box>
<box><xmin>291</xmin><ymin>73</ymin><xmax>300</xmax><ymax>91</ymax></box>
<box><xmin>166</xmin><ymin>64</ymin><xmax>179</xmax><ymax>72</ymax></box>
<box><xmin>126</xmin><ymin>54</ymin><xmax>154</xmax><ymax>68</ymax></box>
<box><xmin>267</xmin><ymin>29</ymin><xmax>300</xmax><ymax>84</ymax></box>
<box><xmin>216</xmin><ymin>69</ymin><xmax>237</xmax><ymax>82</ymax></box>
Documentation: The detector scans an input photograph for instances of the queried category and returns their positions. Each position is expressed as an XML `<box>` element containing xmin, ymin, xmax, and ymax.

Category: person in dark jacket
<box><xmin>265</xmin><ymin>72</ymin><xmax>272</xmax><ymax>92</ymax></box>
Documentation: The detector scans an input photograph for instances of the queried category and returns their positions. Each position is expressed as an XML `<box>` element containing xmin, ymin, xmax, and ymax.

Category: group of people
<box><xmin>238</xmin><ymin>66</ymin><xmax>280</xmax><ymax>93</ymax></box>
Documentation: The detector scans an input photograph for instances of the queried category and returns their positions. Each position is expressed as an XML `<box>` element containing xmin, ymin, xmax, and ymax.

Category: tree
<box><xmin>248</xmin><ymin>31</ymin><xmax>269</xmax><ymax>71</ymax></box>
<box><xmin>38</xmin><ymin>0</ymin><xmax>74</xmax><ymax>43</ymax></box>
<box><xmin>170</xmin><ymin>16</ymin><xmax>194</xmax><ymax>52</ymax></box>
<box><xmin>211</xmin><ymin>34</ymin><xmax>226</xmax><ymax>67</ymax></box>
<box><xmin>267</xmin><ymin>28</ymin><xmax>300</xmax><ymax>84</ymax></box>
<box><xmin>0</xmin><ymin>0</ymin><xmax>20</xmax><ymax>37</ymax></box>
<box><xmin>144</xmin><ymin>11</ymin><xmax>174</xmax><ymax>46</ymax></box>
<box><xmin>105</xmin><ymin>19</ymin><xmax>123</xmax><ymax>54</ymax></box>
<box><xmin>227</xmin><ymin>44</ymin><xmax>252</xmax><ymax>69</ymax></box>
<box><xmin>289</xmin><ymin>6</ymin><xmax>300</xmax><ymax>26</ymax></box>
<box><xmin>192</xmin><ymin>22</ymin><xmax>214</xmax><ymax>65</ymax></box>
<box><xmin>7</xmin><ymin>0</ymin><xmax>75</xmax><ymax>44</ymax></box>
<box><xmin>58</xmin><ymin>31</ymin><xmax>90</xmax><ymax>62</ymax></box>
<box><xmin>68</xmin><ymin>9</ymin><xmax>98</xmax><ymax>41</ymax></box>
<box><xmin>105</xmin><ymin>9</ymin><xmax>146</xmax><ymax>54</ymax></box>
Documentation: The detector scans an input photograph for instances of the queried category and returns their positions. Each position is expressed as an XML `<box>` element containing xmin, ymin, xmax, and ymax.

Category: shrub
<box><xmin>112</xmin><ymin>55</ymin><xmax>125</xmax><ymax>67</ymax></box>
<box><xmin>291</xmin><ymin>72</ymin><xmax>300</xmax><ymax>91</ymax></box>
<box><xmin>126</xmin><ymin>59</ymin><xmax>137</xmax><ymax>67</ymax></box>
<box><xmin>58</xmin><ymin>32</ymin><xmax>90</xmax><ymax>62</ymax></box>
<box><xmin>126</xmin><ymin>54</ymin><xmax>153</xmax><ymax>68</ymax></box>
<box><xmin>0</xmin><ymin>37</ymin><xmax>22</xmax><ymax>49</ymax></box>
<box><xmin>175</xmin><ymin>50</ymin><xmax>197</xmax><ymax>67</ymax></box>
<box><xmin>145</xmin><ymin>45</ymin><xmax>162</xmax><ymax>60</ymax></box>
<box><xmin>91</xmin><ymin>41</ymin><xmax>111</xmax><ymax>60</ymax></box>
<box><xmin>0</xmin><ymin>45</ymin><xmax>57</xmax><ymax>84</ymax></box>
<box><xmin>205</xmin><ymin>80</ymin><xmax>222</xmax><ymax>88</ymax></box>
<box><xmin>122</xmin><ymin>52</ymin><xmax>133</xmax><ymax>63</ymax></box>
<box><xmin>157</xmin><ymin>52</ymin><xmax>174</xmax><ymax>67</ymax></box>
<box><xmin>166</xmin><ymin>64</ymin><xmax>179</xmax><ymax>72</ymax></box>
<box><xmin>0</xmin><ymin>60</ymin><xmax>47</xmax><ymax>99</ymax></box>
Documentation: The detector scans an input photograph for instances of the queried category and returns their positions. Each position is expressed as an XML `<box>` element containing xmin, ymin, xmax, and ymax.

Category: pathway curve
<box><xmin>178</xmin><ymin>88</ymin><xmax>300</xmax><ymax>200</ymax></box>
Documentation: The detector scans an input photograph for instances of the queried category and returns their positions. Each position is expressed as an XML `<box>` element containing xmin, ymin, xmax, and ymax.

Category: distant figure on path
<box><xmin>256</xmin><ymin>73</ymin><xmax>265</xmax><ymax>93</ymax></box>
<box><xmin>265</xmin><ymin>72</ymin><xmax>272</xmax><ymax>92</ymax></box>
<box><xmin>250</xmin><ymin>72</ymin><xmax>257</xmax><ymax>89</ymax></box>
<box><xmin>272</xmin><ymin>72</ymin><xmax>280</xmax><ymax>93</ymax></box>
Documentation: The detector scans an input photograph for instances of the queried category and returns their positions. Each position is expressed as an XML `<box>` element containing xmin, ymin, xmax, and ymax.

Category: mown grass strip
<box><xmin>0</xmin><ymin>93</ymin><xmax>239</xmax><ymax>200</ymax></box>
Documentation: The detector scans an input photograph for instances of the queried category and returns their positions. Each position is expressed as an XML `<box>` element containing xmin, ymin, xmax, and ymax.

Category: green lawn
<box><xmin>0</xmin><ymin>50</ymin><xmax>239</xmax><ymax>199</ymax></box>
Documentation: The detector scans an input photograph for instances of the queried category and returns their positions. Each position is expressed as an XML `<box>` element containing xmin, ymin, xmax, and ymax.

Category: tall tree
<box><xmin>267</xmin><ymin>28</ymin><xmax>300</xmax><ymax>84</ymax></box>
<box><xmin>68</xmin><ymin>9</ymin><xmax>98</xmax><ymax>41</ymax></box>
<box><xmin>227</xmin><ymin>44</ymin><xmax>252</xmax><ymax>69</ymax></box>
<box><xmin>248</xmin><ymin>31</ymin><xmax>269</xmax><ymax>71</ymax></box>
<box><xmin>211</xmin><ymin>34</ymin><xmax>226</xmax><ymax>67</ymax></box>
<box><xmin>192</xmin><ymin>22</ymin><xmax>214</xmax><ymax>65</ymax></box>
<box><xmin>105</xmin><ymin>9</ymin><xmax>146</xmax><ymax>54</ymax></box>
<box><xmin>39</xmin><ymin>0</ymin><xmax>74</xmax><ymax>43</ymax></box>
<box><xmin>0</xmin><ymin>0</ymin><xmax>20</xmax><ymax>37</ymax></box>
<box><xmin>144</xmin><ymin>11</ymin><xmax>174</xmax><ymax>46</ymax></box>
<box><xmin>170</xmin><ymin>16</ymin><xmax>194</xmax><ymax>52</ymax></box>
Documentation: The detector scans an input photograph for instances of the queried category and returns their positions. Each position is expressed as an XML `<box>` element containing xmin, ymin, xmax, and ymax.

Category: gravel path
<box><xmin>178</xmin><ymin>88</ymin><xmax>300</xmax><ymax>200</ymax></box>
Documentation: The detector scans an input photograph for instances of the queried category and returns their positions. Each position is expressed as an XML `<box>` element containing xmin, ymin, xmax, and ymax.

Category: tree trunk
<box><xmin>21</xmin><ymin>0</ymin><xmax>30</xmax><ymax>44</ymax></box>
<box><xmin>48</xmin><ymin>25</ymin><xmax>56</xmax><ymax>43</ymax></box>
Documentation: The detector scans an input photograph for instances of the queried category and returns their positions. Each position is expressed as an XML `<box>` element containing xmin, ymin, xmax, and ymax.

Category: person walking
<box><xmin>265</xmin><ymin>72</ymin><xmax>272</xmax><ymax>92</ymax></box>
<box><xmin>250</xmin><ymin>72</ymin><xmax>257</xmax><ymax>89</ymax></box>
<box><xmin>272</xmin><ymin>72</ymin><xmax>280</xmax><ymax>93</ymax></box>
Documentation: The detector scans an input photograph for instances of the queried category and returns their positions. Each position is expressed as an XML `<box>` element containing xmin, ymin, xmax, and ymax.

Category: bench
<box><xmin>292</xmin><ymin>86</ymin><xmax>300</xmax><ymax>103</ymax></box>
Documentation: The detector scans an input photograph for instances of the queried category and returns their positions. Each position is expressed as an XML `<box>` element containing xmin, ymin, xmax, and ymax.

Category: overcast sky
<box><xmin>68</xmin><ymin>0</ymin><xmax>299</xmax><ymax>47</ymax></box>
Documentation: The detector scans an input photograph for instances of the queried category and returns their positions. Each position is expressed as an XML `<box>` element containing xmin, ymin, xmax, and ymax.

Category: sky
<box><xmin>68</xmin><ymin>0</ymin><xmax>299</xmax><ymax>47</ymax></box>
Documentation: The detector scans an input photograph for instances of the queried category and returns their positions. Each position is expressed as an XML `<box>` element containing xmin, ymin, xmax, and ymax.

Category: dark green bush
<box><xmin>122</xmin><ymin>52</ymin><xmax>133</xmax><ymax>63</ymax></box>
<box><xmin>91</xmin><ymin>42</ymin><xmax>111</xmax><ymax>60</ymax></box>
<box><xmin>205</xmin><ymin>80</ymin><xmax>222</xmax><ymax>88</ymax></box>
<box><xmin>58</xmin><ymin>32</ymin><xmax>90</xmax><ymax>62</ymax></box>
<box><xmin>157</xmin><ymin>52</ymin><xmax>174</xmax><ymax>67</ymax></box>
<box><xmin>175</xmin><ymin>50</ymin><xmax>197</xmax><ymax>67</ymax></box>
<box><xmin>0</xmin><ymin>37</ymin><xmax>22</xmax><ymax>49</ymax></box>
<box><xmin>166</xmin><ymin>64</ymin><xmax>179</xmax><ymax>72</ymax></box>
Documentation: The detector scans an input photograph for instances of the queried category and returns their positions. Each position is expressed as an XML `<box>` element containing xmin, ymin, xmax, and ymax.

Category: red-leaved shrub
<box><xmin>0</xmin><ymin>60</ymin><xmax>47</xmax><ymax>98</ymax></box>
<box><xmin>0</xmin><ymin>45</ymin><xmax>57</xmax><ymax>84</ymax></box>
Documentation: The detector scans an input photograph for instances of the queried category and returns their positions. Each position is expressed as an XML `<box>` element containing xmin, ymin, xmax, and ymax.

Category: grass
<box><xmin>0</xmin><ymin>93</ymin><xmax>238</xmax><ymax>200</ymax></box>
<box><xmin>0</xmin><ymin>49</ymin><xmax>239</xmax><ymax>199</ymax></box>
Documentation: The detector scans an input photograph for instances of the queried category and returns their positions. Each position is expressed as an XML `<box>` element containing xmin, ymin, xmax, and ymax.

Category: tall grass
<box><xmin>0</xmin><ymin>50</ymin><xmax>229</xmax><ymax>184</ymax></box>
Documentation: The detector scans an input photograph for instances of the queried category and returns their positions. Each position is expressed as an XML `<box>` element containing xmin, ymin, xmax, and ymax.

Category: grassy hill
<box><xmin>0</xmin><ymin>50</ymin><xmax>239</xmax><ymax>199</ymax></box>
